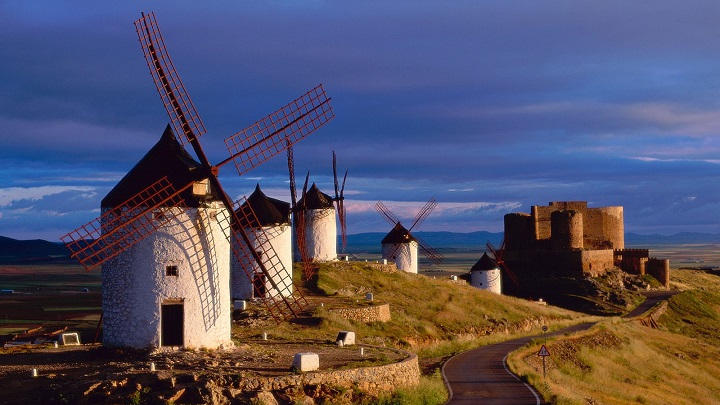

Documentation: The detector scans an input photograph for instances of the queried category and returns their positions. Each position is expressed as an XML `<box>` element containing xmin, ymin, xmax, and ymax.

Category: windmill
<box><xmin>332</xmin><ymin>151</ymin><xmax>349</xmax><ymax>253</ymax></box>
<box><xmin>469</xmin><ymin>252</ymin><xmax>503</xmax><ymax>294</ymax></box>
<box><xmin>375</xmin><ymin>198</ymin><xmax>444</xmax><ymax>273</ymax></box>
<box><xmin>286</xmin><ymin>142</ymin><xmax>317</xmax><ymax>281</ymax></box>
<box><xmin>231</xmin><ymin>184</ymin><xmax>293</xmax><ymax>301</ymax></box>
<box><xmin>287</xmin><ymin>150</ymin><xmax>347</xmax><ymax>278</ymax></box>
<box><xmin>486</xmin><ymin>239</ymin><xmax>520</xmax><ymax>291</ymax></box>
<box><xmin>60</xmin><ymin>12</ymin><xmax>334</xmax><ymax>347</ymax></box>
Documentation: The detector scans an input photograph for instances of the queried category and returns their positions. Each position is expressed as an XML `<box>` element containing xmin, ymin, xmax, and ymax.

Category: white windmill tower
<box><xmin>60</xmin><ymin>12</ymin><xmax>334</xmax><ymax>348</ymax></box>
<box><xmin>232</xmin><ymin>184</ymin><xmax>293</xmax><ymax>300</ymax></box>
<box><xmin>290</xmin><ymin>151</ymin><xmax>348</xmax><ymax>267</ymax></box>
<box><xmin>375</xmin><ymin>199</ymin><xmax>444</xmax><ymax>274</ymax></box>
<box><xmin>296</xmin><ymin>184</ymin><xmax>337</xmax><ymax>262</ymax></box>
<box><xmin>98</xmin><ymin>125</ymin><xmax>234</xmax><ymax>349</ymax></box>
<box><xmin>470</xmin><ymin>252</ymin><xmax>502</xmax><ymax>294</ymax></box>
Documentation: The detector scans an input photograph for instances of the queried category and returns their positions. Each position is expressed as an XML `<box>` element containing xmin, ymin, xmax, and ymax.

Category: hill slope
<box><xmin>508</xmin><ymin>269</ymin><xmax>720</xmax><ymax>404</ymax></box>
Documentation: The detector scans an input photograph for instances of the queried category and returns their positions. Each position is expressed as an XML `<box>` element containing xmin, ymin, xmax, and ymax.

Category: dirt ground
<box><xmin>0</xmin><ymin>339</ymin><xmax>407</xmax><ymax>404</ymax></box>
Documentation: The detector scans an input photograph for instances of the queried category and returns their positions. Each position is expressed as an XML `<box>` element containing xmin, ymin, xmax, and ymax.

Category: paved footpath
<box><xmin>442</xmin><ymin>291</ymin><xmax>677</xmax><ymax>404</ymax></box>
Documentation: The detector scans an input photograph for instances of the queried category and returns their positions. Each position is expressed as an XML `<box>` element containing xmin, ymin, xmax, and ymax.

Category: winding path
<box><xmin>442</xmin><ymin>291</ymin><xmax>677</xmax><ymax>404</ymax></box>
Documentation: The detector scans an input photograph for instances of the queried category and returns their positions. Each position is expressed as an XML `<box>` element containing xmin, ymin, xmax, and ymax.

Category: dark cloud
<box><xmin>2</xmin><ymin>1</ymin><xmax>720</xmax><ymax>239</ymax></box>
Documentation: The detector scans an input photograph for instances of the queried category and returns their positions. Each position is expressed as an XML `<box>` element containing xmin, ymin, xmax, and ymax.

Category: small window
<box><xmin>166</xmin><ymin>265</ymin><xmax>179</xmax><ymax>277</ymax></box>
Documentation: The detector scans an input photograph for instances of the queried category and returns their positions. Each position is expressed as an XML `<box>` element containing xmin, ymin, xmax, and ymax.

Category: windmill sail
<box><xmin>135</xmin><ymin>12</ymin><xmax>207</xmax><ymax>146</ymax></box>
<box><xmin>62</xmin><ymin>12</ymin><xmax>335</xmax><ymax>324</ymax></box>
<box><xmin>61</xmin><ymin>177</ymin><xmax>191</xmax><ymax>271</ymax></box>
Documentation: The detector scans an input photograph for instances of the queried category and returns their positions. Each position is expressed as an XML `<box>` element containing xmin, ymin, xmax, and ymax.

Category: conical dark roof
<box><xmin>297</xmin><ymin>183</ymin><xmax>334</xmax><ymax>210</ymax></box>
<box><xmin>471</xmin><ymin>252</ymin><xmax>498</xmax><ymax>272</ymax></box>
<box><xmin>238</xmin><ymin>184</ymin><xmax>290</xmax><ymax>227</ymax></box>
<box><xmin>381</xmin><ymin>223</ymin><xmax>416</xmax><ymax>244</ymax></box>
<box><xmin>102</xmin><ymin>125</ymin><xmax>219</xmax><ymax>208</ymax></box>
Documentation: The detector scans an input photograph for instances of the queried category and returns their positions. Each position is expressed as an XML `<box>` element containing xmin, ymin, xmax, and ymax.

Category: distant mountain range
<box><xmin>0</xmin><ymin>232</ymin><xmax>718</xmax><ymax>263</ymax></box>
<box><xmin>346</xmin><ymin>231</ymin><xmax>720</xmax><ymax>252</ymax></box>
<box><xmin>0</xmin><ymin>236</ymin><xmax>75</xmax><ymax>264</ymax></box>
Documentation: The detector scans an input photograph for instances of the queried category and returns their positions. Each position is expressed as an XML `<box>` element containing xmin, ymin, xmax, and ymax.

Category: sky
<box><xmin>2</xmin><ymin>1</ymin><xmax>720</xmax><ymax>241</ymax></box>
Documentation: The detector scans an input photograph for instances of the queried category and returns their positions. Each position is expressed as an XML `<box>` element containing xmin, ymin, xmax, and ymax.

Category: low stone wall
<box><xmin>636</xmin><ymin>300</ymin><xmax>668</xmax><ymax>328</ymax></box>
<box><xmin>329</xmin><ymin>303</ymin><xmax>391</xmax><ymax>323</ymax></box>
<box><xmin>234</xmin><ymin>346</ymin><xmax>419</xmax><ymax>395</ymax></box>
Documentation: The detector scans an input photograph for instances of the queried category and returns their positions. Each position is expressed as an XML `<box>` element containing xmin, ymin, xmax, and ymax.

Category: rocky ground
<box><xmin>0</xmin><ymin>339</ymin><xmax>407</xmax><ymax>404</ymax></box>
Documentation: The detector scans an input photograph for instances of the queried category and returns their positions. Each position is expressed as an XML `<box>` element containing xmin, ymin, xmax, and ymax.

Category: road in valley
<box><xmin>442</xmin><ymin>291</ymin><xmax>677</xmax><ymax>404</ymax></box>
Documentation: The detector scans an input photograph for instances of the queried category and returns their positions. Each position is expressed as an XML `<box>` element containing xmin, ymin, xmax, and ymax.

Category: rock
<box><xmin>296</xmin><ymin>395</ymin><xmax>316</xmax><ymax>405</ymax></box>
<box><xmin>251</xmin><ymin>390</ymin><xmax>279</xmax><ymax>405</ymax></box>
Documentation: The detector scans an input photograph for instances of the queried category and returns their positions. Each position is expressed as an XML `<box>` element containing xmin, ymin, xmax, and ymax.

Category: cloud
<box><xmin>0</xmin><ymin>186</ymin><xmax>96</xmax><ymax>207</ymax></box>
<box><xmin>346</xmin><ymin>199</ymin><xmax>521</xmax><ymax>217</ymax></box>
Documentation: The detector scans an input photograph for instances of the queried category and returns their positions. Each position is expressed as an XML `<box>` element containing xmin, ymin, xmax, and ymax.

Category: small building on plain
<box><xmin>381</xmin><ymin>223</ymin><xmax>419</xmax><ymax>274</ymax></box>
<box><xmin>470</xmin><ymin>252</ymin><xmax>502</xmax><ymax>294</ymax></box>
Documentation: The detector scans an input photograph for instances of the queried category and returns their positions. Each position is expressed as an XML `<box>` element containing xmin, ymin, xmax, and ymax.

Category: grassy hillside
<box><xmin>236</xmin><ymin>261</ymin><xmax>588</xmax><ymax>352</ymax></box>
<box><xmin>233</xmin><ymin>260</ymin><xmax>591</xmax><ymax>403</ymax></box>
<box><xmin>508</xmin><ymin>269</ymin><xmax>720</xmax><ymax>404</ymax></box>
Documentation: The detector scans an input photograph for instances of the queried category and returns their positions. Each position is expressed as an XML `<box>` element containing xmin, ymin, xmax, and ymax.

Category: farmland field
<box><xmin>0</xmin><ymin>265</ymin><xmax>101</xmax><ymax>344</ymax></box>
<box><xmin>0</xmin><ymin>242</ymin><xmax>717</xmax><ymax>344</ymax></box>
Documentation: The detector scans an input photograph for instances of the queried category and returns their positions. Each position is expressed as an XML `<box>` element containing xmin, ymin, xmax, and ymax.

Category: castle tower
<box><xmin>381</xmin><ymin>223</ymin><xmax>419</xmax><ymax>273</ymax></box>
<box><xmin>470</xmin><ymin>252</ymin><xmax>502</xmax><ymax>294</ymax></box>
<box><xmin>100</xmin><ymin>126</ymin><xmax>232</xmax><ymax>349</ymax></box>
<box><xmin>596</xmin><ymin>206</ymin><xmax>624</xmax><ymax>249</ymax></box>
<box><xmin>504</xmin><ymin>213</ymin><xmax>534</xmax><ymax>251</ymax></box>
<box><xmin>296</xmin><ymin>184</ymin><xmax>337</xmax><ymax>261</ymax></box>
<box><xmin>551</xmin><ymin>210</ymin><xmax>584</xmax><ymax>251</ymax></box>
<box><xmin>232</xmin><ymin>184</ymin><xmax>292</xmax><ymax>300</ymax></box>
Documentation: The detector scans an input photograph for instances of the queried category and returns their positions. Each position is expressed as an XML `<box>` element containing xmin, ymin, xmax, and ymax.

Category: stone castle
<box><xmin>503</xmin><ymin>201</ymin><xmax>669</xmax><ymax>288</ymax></box>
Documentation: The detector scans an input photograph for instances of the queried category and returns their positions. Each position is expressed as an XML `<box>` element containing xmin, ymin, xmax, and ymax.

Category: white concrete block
<box><xmin>60</xmin><ymin>333</ymin><xmax>80</xmax><ymax>346</ymax></box>
<box><xmin>292</xmin><ymin>352</ymin><xmax>319</xmax><ymax>372</ymax></box>
<box><xmin>336</xmin><ymin>331</ymin><xmax>355</xmax><ymax>346</ymax></box>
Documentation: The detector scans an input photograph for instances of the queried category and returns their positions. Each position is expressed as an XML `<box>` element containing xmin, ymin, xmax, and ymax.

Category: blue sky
<box><xmin>2</xmin><ymin>1</ymin><xmax>720</xmax><ymax>240</ymax></box>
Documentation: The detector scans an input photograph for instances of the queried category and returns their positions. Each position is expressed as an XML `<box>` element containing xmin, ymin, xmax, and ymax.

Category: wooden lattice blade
<box><xmin>60</xmin><ymin>177</ymin><xmax>191</xmax><ymax>271</ymax></box>
<box><xmin>409</xmin><ymin>197</ymin><xmax>437</xmax><ymax>232</ymax></box>
<box><xmin>134</xmin><ymin>12</ymin><xmax>206</xmax><ymax>146</ymax></box>
<box><xmin>415</xmin><ymin>234</ymin><xmax>444</xmax><ymax>265</ymax></box>
<box><xmin>223</xmin><ymin>84</ymin><xmax>334</xmax><ymax>176</ymax></box>
<box><xmin>338</xmin><ymin>199</ymin><xmax>348</xmax><ymax>252</ymax></box>
<box><xmin>499</xmin><ymin>262</ymin><xmax>520</xmax><ymax>287</ymax></box>
<box><xmin>487</xmin><ymin>241</ymin><xmax>519</xmax><ymax>286</ymax></box>
<box><xmin>230</xmin><ymin>197</ymin><xmax>308</xmax><ymax>321</ymax></box>
<box><xmin>375</xmin><ymin>201</ymin><xmax>401</xmax><ymax>227</ymax></box>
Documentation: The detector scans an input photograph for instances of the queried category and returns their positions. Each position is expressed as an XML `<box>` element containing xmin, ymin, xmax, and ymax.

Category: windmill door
<box><xmin>253</xmin><ymin>272</ymin><xmax>267</xmax><ymax>298</ymax></box>
<box><xmin>161</xmin><ymin>301</ymin><xmax>184</xmax><ymax>347</ymax></box>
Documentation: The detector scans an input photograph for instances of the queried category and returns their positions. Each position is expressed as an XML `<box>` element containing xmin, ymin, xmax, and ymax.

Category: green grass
<box><xmin>366</xmin><ymin>373</ymin><xmax>448</xmax><ymax>405</ymax></box>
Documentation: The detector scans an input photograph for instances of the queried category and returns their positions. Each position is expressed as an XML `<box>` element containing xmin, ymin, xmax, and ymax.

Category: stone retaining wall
<box><xmin>234</xmin><ymin>346</ymin><xmax>418</xmax><ymax>395</ymax></box>
<box><xmin>329</xmin><ymin>303</ymin><xmax>391</xmax><ymax>323</ymax></box>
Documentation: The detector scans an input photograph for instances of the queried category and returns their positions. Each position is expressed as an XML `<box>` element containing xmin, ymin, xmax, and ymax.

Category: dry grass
<box><xmin>508</xmin><ymin>269</ymin><xmax>720</xmax><ymax>404</ymax></box>
<box><xmin>235</xmin><ymin>260</ymin><xmax>591</xmax><ymax>363</ymax></box>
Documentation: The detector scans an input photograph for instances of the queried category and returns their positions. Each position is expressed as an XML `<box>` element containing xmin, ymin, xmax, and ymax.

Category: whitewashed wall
<box><xmin>231</xmin><ymin>224</ymin><xmax>293</xmax><ymax>299</ymax></box>
<box><xmin>101</xmin><ymin>204</ymin><xmax>233</xmax><ymax>350</ymax></box>
<box><xmin>382</xmin><ymin>241</ymin><xmax>418</xmax><ymax>274</ymax></box>
<box><xmin>470</xmin><ymin>268</ymin><xmax>502</xmax><ymax>294</ymax></box>
<box><xmin>301</xmin><ymin>208</ymin><xmax>337</xmax><ymax>261</ymax></box>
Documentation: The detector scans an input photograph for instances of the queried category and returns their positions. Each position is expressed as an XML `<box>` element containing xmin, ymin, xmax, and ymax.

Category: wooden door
<box><xmin>161</xmin><ymin>302</ymin><xmax>184</xmax><ymax>347</ymax></box>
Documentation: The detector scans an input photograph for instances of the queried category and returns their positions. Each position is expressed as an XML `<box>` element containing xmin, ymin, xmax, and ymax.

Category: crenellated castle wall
<box><xmin>503</xmin><ymin>201</ymin><xmax>625</xmax><ymax>278</ymax></box>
